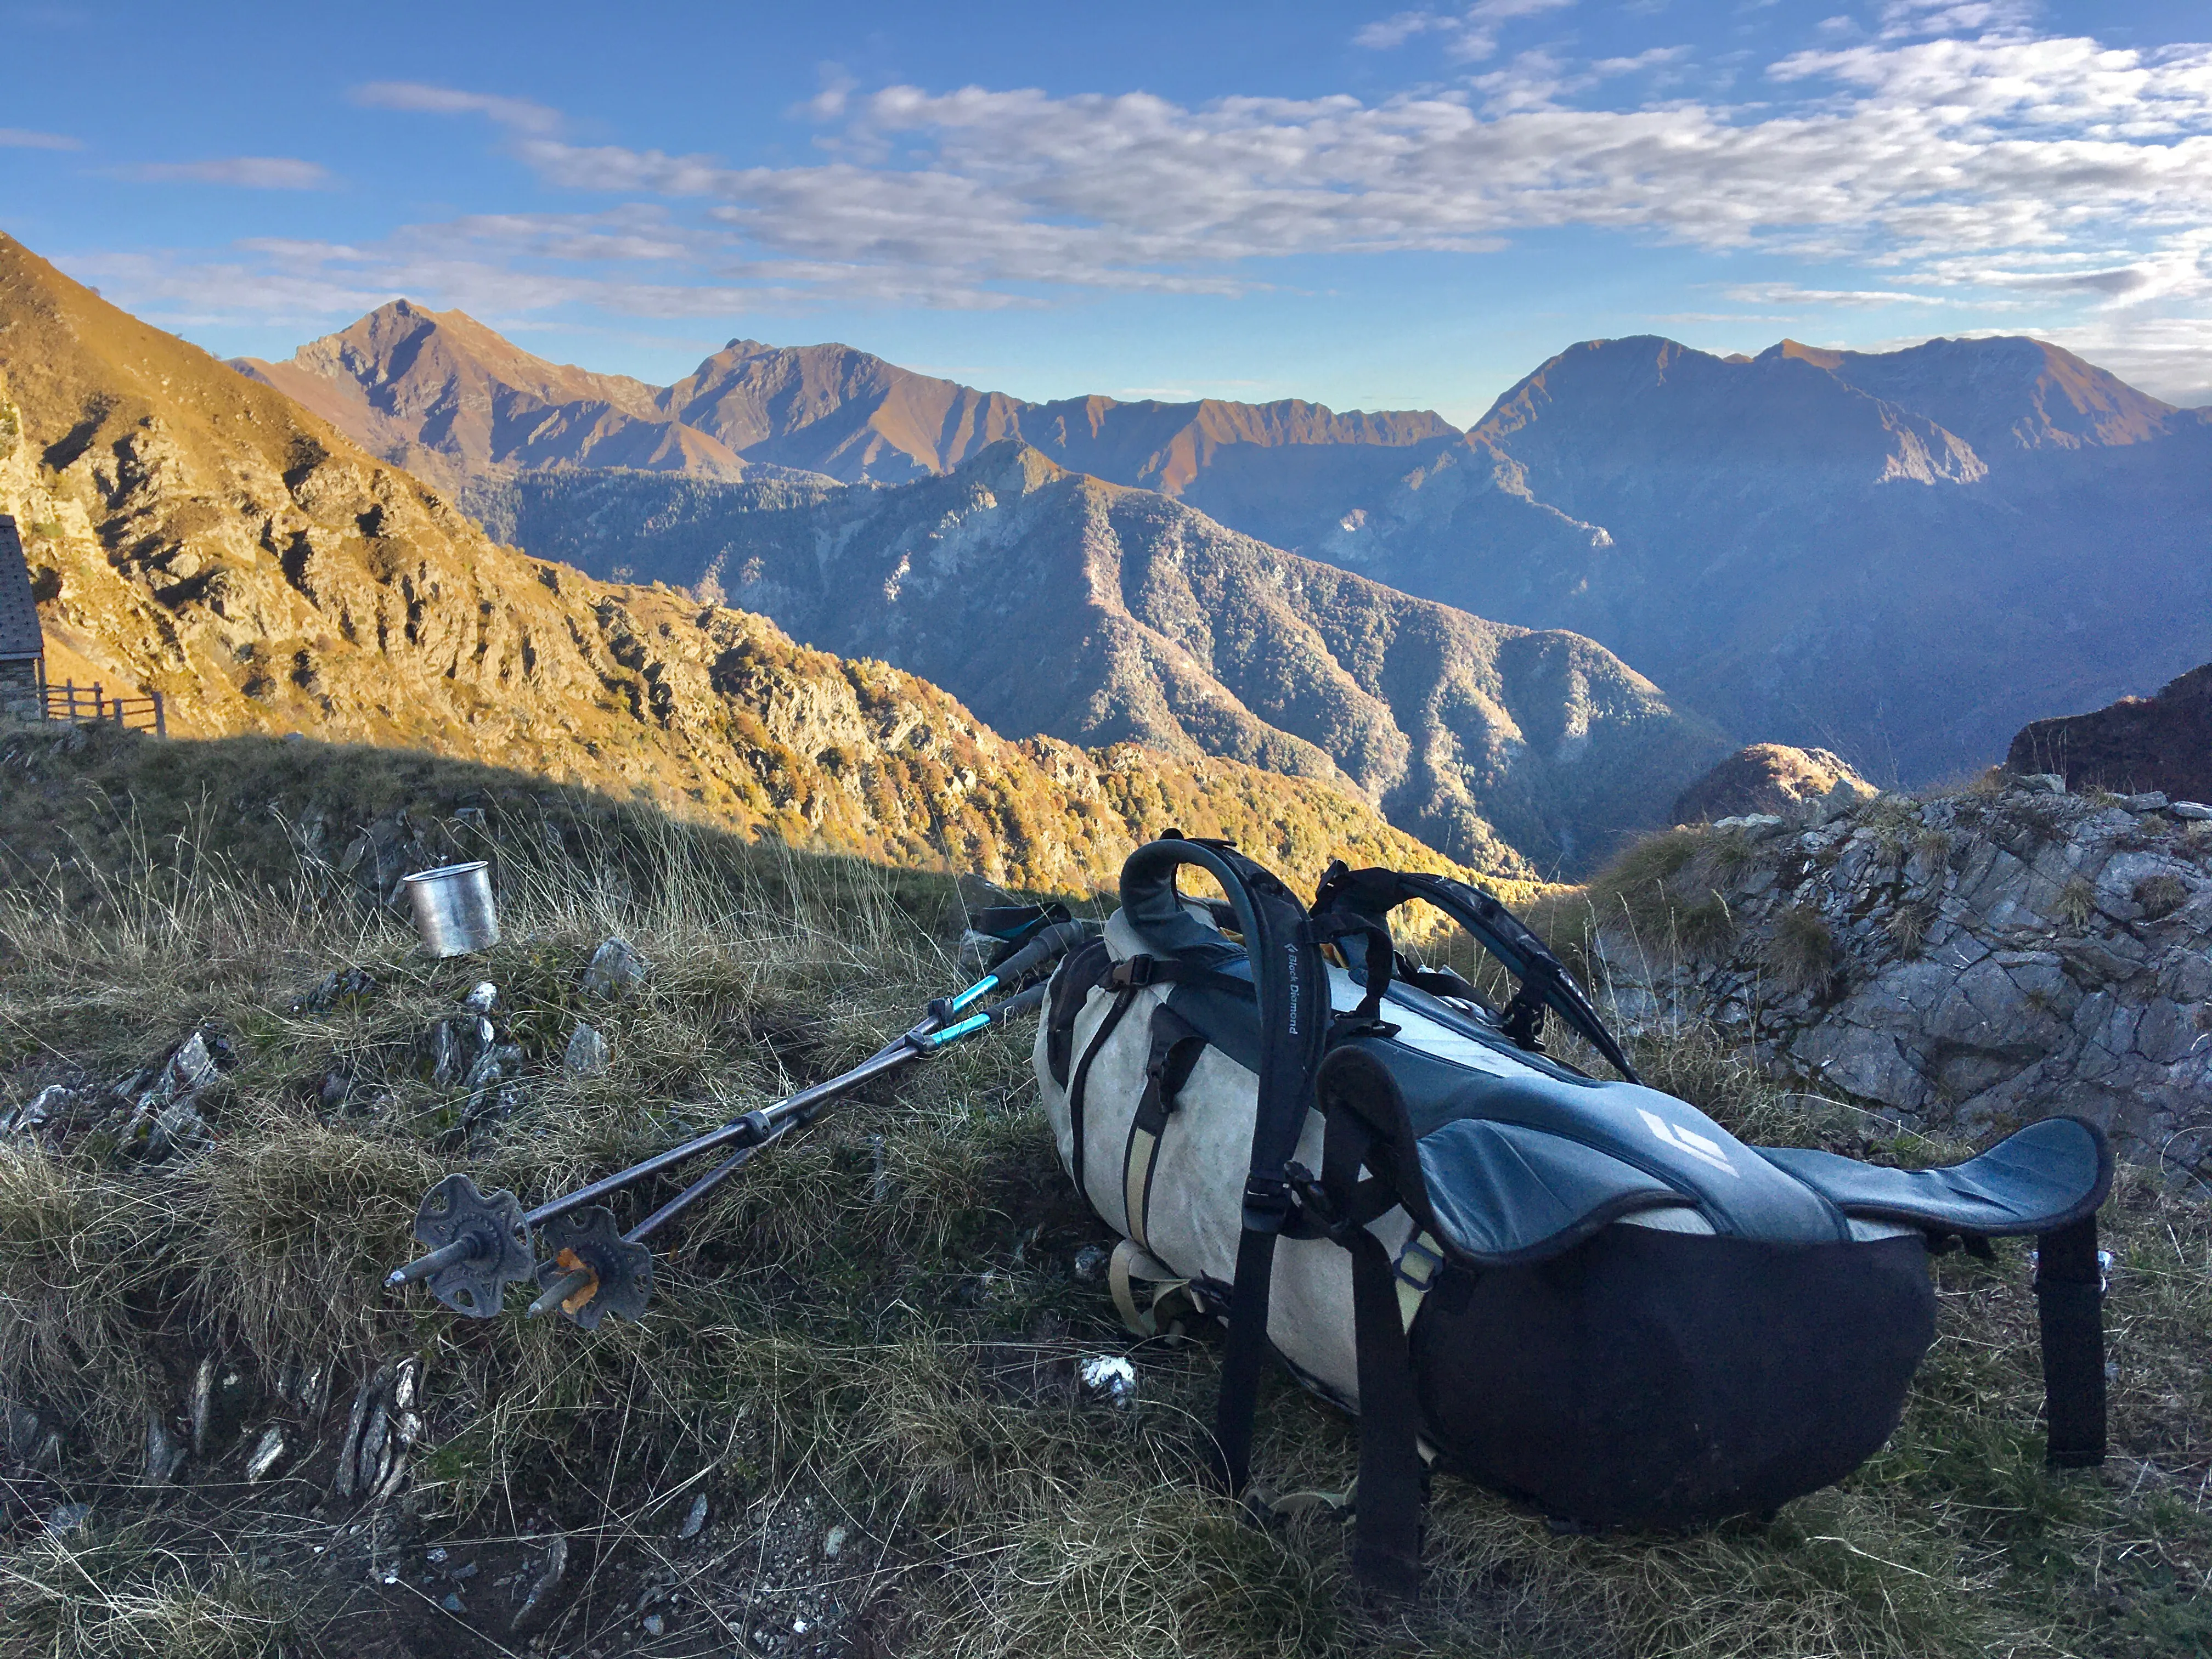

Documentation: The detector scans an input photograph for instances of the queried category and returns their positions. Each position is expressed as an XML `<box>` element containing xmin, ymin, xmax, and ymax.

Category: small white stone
<box><xmin>565</xmin><ymin>1023</ymin><xmax>610</xmax><ymax>1076</ymax></box>
<box><xmin>464</xmin><ymin>982</ymin><xmax>499</xmax><ymax>1014</ymax></box>
<box><xmin>679</xmin><ymin>1491</ymin><xmax>708</xmax><ymax>1539</ymax></box>
<box><xmin>245</xmin><ymin>1424</ymin><xmax>287</xmax><ymax>1482</ymax></box>
<box><xmin>2172</xmin><ymin>802</ymin><xmax>2211</xmax><ymax>821</ymax></box>
<box><xmin>1079</xmin><ymin>1355</ymin><xmax>1138</xmax><ymax>1404</ymax></box>
<box><xmin>823</xmin><ymin>1525</ymin><xmax>848</xmax><ymax>1559</ymax></box>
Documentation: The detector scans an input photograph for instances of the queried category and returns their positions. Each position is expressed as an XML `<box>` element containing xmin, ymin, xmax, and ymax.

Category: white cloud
<box><xmin>69</xmin><ymin>19</ymin><xmax>2212</xmax><ymax>399</ymax></box>
<box><xmin>0</xmin><ymin>127</ymin><xmax>79</xmax><ymax>150</ymax></box>
<box><xmin>1355</xmin><ymin>0</ymin><xmax>1577</xmax><ymax>62</ymax></box>
<box><xmin>1724</xmin><ymin>285</ymin><xmax>1950</xmax><ymax>306</ymax></box>
<box><xmin>351</xmin><ymin>81</ymin><xmax>562</xmax><ymax>136</ymax></box>
<box><xmin>122</xmin><ymin>157</ymin><xmax>332</xmax><ymax>189</ymax></box>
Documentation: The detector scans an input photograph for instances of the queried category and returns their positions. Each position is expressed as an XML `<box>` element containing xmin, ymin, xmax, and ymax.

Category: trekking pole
<box><xmin>527</xmin><ymin>981</ymin><xmax>1049</xmax><ymax>1328</ymax></box>
<box><xmin>387</xmin><ymin>924</ymin><xmax>1087</xmax><ymax>1317</ymax></box>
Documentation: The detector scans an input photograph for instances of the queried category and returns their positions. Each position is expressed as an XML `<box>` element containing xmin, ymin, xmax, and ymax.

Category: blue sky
<box><xmin>4</xmin><ymin>0</ymin><xmax>2209</xmax><ymax>422</ymax></box>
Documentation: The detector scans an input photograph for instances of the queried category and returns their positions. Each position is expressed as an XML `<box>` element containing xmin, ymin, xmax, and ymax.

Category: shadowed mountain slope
<box><xmin>669</xmin><ymin>441</ymin><xmax>1728</xmax><ymax>874</ymax></box>
<box><xmin>2008</xmin><ymin>663</ymin><xmax>2212</xmax><ymax>803</ymax></box>
<box><xmin>0</xmin><ymin>233</ymin><xmax>1496</xmax><ymax>893</ymax></box>
<box><xmin>1305</xmin><ymin>335</ymin><xmax>2212</xmax><ymax>782</ymax></box>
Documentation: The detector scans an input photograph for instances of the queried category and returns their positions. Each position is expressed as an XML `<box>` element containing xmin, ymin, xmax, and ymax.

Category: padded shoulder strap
<box><xmin>1120</xmin><ymin>836</ymin><xmax>1330</xmax><ymax>1498</ymax></box>
<box><xmin>1313</xmin><ymin>863</ymin><xmax>1640</xmax><ymax>1084</ymax></box>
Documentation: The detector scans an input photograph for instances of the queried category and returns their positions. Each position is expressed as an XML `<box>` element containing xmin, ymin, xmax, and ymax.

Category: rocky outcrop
<box><xmin>1595</xmin><ymin>781</ymin><xmax>2212</xmax><ymax>1174</ymax></box>
<box><xmin>2007</xmin><ymin>663</ymin><xmax>2212</xmax><ymax>803</ymax></box>
<box><xmin>1672</xmin><ymin>743</ymin><xmax>1875</xmax><ymax>824</ymax></box>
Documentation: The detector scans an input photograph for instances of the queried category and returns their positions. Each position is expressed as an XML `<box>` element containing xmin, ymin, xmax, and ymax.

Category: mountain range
<box><xmin>241</xmin><ymin>306</ymin><xmax>2212</xmax><ymax>788</ymax></box>
<box><xmin>654</xmin><ymin>440</ymin><xmax>1726</xmax><ymax>872</ymax></box>
<box><xmin>0</xmin><ymin>233</ymin><xmax>1498</xmax><ymax>894</ymax></box>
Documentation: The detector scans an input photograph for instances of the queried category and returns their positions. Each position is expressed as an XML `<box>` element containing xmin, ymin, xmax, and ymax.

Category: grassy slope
<box><xmin>1</xmin><ymin>747</ymin><xmax>2207</xmax><ymax>1659</ymax></box>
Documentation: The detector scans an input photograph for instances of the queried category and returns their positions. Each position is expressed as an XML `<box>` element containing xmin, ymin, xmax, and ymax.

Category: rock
<box><xmin>160</xmin><ymin>1030</ymin><xmax>221</xmax><ymax>1099</ymax></box>
<box><xmin>442</xmin><ymin>1593</ymin><xmax>466</xmax><ymax>1614</ymax></box>
<box><xmin>188</xmin><ymin>1356</ymin><xmax>217</xmax><ymax>1457</ymax></box>
<box><xmin>1073</xmin><ymin>1244</ymin><xmax>1109</xmax><ymax>1282</ymax></box>
<box><xmin>510</xmin><ymin>1534</ymin><xmax>570</xmax><ymax>1634</ymax></box>
<box><xmin>823</xmin><ymin>1525</ymin><xmax>848</xmax><ymax>1559</ymax></box>
<box><xmin>2019</xmin><ymin>772</ymin><xmax>2066</xmax><ymax>795</ymax></box>
<box><xmin>146</xmin><ymin>1098</ymin><xmax>213</xmax><ymax>1160</ymax></box>
<box><xmin>423</xmin><ymin>1015</ymin><xmax>496</xmax><ymax>1088</ymax></box>
<box><xmin>46</xmin><ymin>1502</ymin><xmax>92</xmax><ymax>1534</ymax></box>
<box><xmin>4</xmin><ymin>1404</ymin><xmax>46</xmax><ymax>1462</ymax></box>
<box><xmin>582</xmin><ymin>937</ymin><xmax>650</xmax><ymax>998</ymax></box>
<box><xmin>144</xmin><ymin>1412</ymin><xmax>184</xmax><ymax>1485</ymax></box>
<box><xmin>2119</xmin><ymin>792</ymin><xmax>2170</xmax><ymax>812</ymax></box>
<box><xmin>1673</xmin><ymin>743</ymin><xmax>1877</xmax><ymax>823</ymax></box>
<box><xmin>245</xmin><ymin>1425</ymin><xmax>288</xmax><ymax>1482</ymax></box>
<box><xmin>463</xmin><ymin>981</ymin><xmax>499</xmax><ymax>1014</ymax></box>
<box><xmin>1078</xmin><ymin>1355</ymin><xmax>1138</xmax><ymax>1405</ymax></box>
<box><xmin>7</xmin><ymin>1084</ymin><xmax>70</xmax><ymax>1133</ymax></box>
<box><xmin>565</xmin><ymin>1023</ymin><xmax>610</xmax><ymax>1076</ymax></box>
<box><xmin>679</xmin><ymin>1491</ymin><xmax>709</xmax><ymax>1539</ymax></box>
<box><xmin>1599</xmin><ymin>775</ymin><xmax>2212</xmax><ymax>1173</ymax></box>
<box><xmin>2174</xmin><ymin>802</ymin><xmax>2212</xmax><ymax>821</ymax></box>
<box><xmin>642</xmin><ymin>1613</ymin><xmax>665</xmax><ymax>1637</ymax></box>
<box><xmin>336</xmin><ymin>1362</ymin><xmax>396</xmax><ymax>1500</ymax></box>
<box><xmin>292</xmin><ymin>967</ymin><xmax>378</xmax><ymax>1014</ymax></box>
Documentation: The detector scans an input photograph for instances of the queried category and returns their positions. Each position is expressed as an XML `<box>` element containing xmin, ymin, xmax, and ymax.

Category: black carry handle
<box><xmin>1120</xmin><ymin>836</ymin><xmax>1331</xmax><ymax>1500</ymax></box>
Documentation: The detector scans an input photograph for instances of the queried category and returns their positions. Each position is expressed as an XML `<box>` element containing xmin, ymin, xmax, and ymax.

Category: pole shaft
<box><xmin>521</xmin><ymin>1034</ymin><xmax>926</xmax><ymax>1227</ymax></box>
<box><xmin>385</xmin><ymin>1235</ymin><xmax>481</xmax><ymax>1286</ymax></box>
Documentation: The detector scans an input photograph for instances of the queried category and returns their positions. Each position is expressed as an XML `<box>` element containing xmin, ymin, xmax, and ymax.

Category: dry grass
<box><xmin>2055</xmin><ymin>874</ymin><xmax>2098</xmax><ymax>929</ymax></box>
<box><xmin>0</xmin><ymin>1522</ymin><xmax>313</xmax><ymax>1659</ymax></box>
<box><xmin>1764</xmin><ymin>905</ymin><xmax>1838</xmax><ymax>994</ymax></box>
<box><xmin>2</xmin><ymin>762</ymin><xmax>2209</xmax><ymax>1659</ymax></box>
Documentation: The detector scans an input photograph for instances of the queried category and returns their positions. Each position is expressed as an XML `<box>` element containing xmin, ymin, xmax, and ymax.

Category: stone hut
<box><xmin>0</xmin><ymin>516</ymin><xmax>44</xmax><ymax>721</ymax></box>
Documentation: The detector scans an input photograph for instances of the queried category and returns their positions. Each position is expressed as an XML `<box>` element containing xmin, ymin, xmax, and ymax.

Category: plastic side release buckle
<box><xmin>1108</xmin><ymin>955</ymin><xmax>1161</xmax><ymax>990</ymax></box>
<box><xmin>1242</xmin><ymin>1172</ymin><xmax>1294</xmax><ymax>1235</ymax></box>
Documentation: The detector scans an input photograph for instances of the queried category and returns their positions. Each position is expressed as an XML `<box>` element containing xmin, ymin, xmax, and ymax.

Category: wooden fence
<box><xmin>42</xmin><ymin>679</ymin><xmax>167</xmax><ymax>737</ymax></box>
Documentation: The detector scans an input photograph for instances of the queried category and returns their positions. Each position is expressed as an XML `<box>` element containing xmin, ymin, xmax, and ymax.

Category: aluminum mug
<box><xmin>403</xmin><ymin>861</ymin><xmax>499</xmax><ymax>957</ymax></box>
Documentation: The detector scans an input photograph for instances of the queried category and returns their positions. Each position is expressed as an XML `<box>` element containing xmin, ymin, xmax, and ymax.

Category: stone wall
<box><xmin>1598</xmin><ymin>778</ymin><xmax>2212</xmax><ymax>1177</ymax></box>
<box><xmin>0</xmin><ymin>657</ymin><xmax>38</xmax><ymax>723</ymax></box>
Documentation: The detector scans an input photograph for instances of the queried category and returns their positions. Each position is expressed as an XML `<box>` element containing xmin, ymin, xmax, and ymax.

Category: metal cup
<box><xmin>402</xmin><ymin>861</ymin><xmax>499</xmax><ymax>957</ymax></box>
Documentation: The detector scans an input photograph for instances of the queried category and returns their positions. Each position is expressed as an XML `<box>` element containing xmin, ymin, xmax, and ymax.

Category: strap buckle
<box><xmin>1393</xmin><ymin>1232</ymin><xmax>1446</xmax><ymax>1293</ymax></box>
<box><xmin>1108</xmin><ymin>955</ymin><xmax>1160</xmax><ymax>990</ymax></box>
<box><xmin>1242</xmin><ymin>1172</ymin><xmax>1294</xmax><ymax>1234</ymax></box>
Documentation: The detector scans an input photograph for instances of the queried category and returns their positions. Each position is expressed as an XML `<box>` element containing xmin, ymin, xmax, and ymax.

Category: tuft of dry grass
<box><xmin>2054</xmin><ymin>874</ymin><xmax>2098</xmax><ymax>929</ymax></box>
<box><xmin>2134</xmin><ymin>873</ymin><xmax>2190</xmax><ymax>921</ymax></box>
<box><xmin>1764</xmin><ymin>905</ymin><xmax>1837</xmax><ymax>994</ymax></box>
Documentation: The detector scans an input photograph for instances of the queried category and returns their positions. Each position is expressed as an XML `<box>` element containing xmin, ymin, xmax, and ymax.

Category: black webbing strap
<box><xmin>1124</xmin><ymin>1007</ymin><xmax>1207</xmax><ymax>1253</ymax></box>
<box><xmin>1066</xmin><ymin>986</ymin><xmax>1137</xmax><ymax>1203</ymax></box>
<box><xmin>1310</xmin><ymin>1044</ymin><xmax>1438</xmax><ymax>1598</ymax></box>
<box><xmin>1046</xmin><ymin>937</ymin><xmax>1114</xmax><ymax>1087</ymax></box>
<box><xmin>2034</xmin><ymin>1215</ymin><xmax>2107</xmax><ymax>1468</ymax></box>
<box><xmin>1310</xmin><ymin>912</ymin><xmax>1397</xmax><ymax>1035</ymax></box>
<box><xmin>1116</xmin><ymin>837</ymin><xmax>1330</xmax><ymax>1500</ymax></box>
